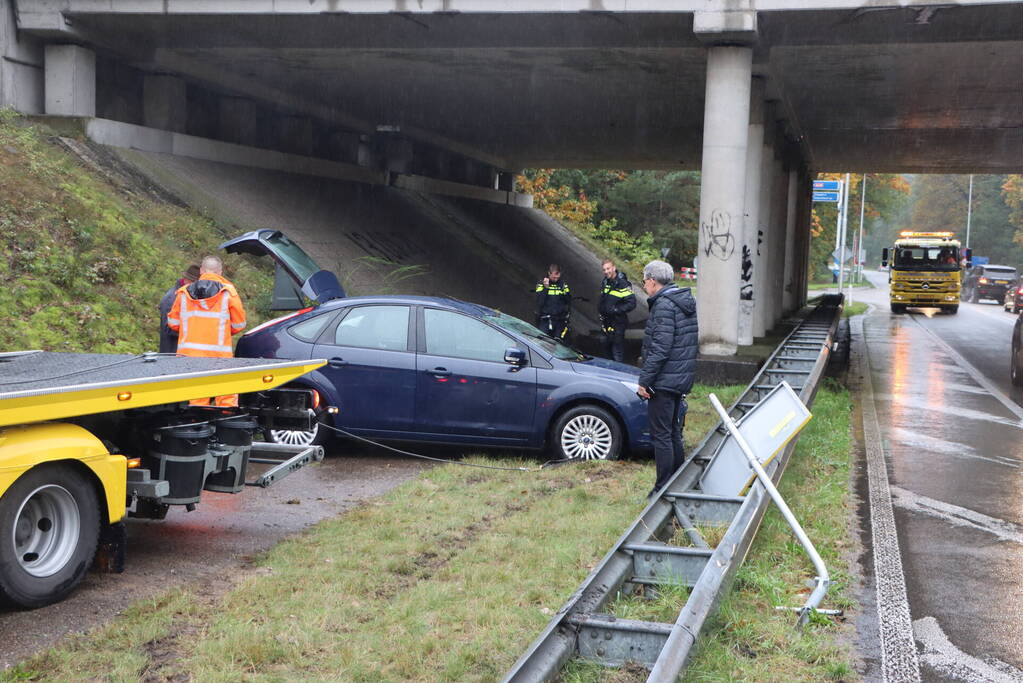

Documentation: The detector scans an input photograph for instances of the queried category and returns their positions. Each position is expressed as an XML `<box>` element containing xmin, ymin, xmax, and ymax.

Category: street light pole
<box><xmin>966</xmin><ymin>174</ymin><xmax>974</xmax><ymax>248</ymax></box>
<box><xmin>857</xmin><ymin>173</ymin><xmax>867</xmax><ymax>284</ymax></box>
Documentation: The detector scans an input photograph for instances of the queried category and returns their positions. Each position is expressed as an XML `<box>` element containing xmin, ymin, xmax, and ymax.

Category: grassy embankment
<box><xmin>0</xmin><ymin>110</ymin><xmax>272</xmax><ymax>353</ymax></box>
<box><xmin>4</xmin><ymin>382</ymin><xmax>858</xmax><ymax>682</ymax></box>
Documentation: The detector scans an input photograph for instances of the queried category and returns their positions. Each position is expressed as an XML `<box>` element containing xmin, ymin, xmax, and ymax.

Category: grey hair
<box><xmin>200</xmin><ymin>255</ymin><xmax>224</xmax><ymax>274</ymax></box>
<box><xmin>642</xmin><ymin>260</ymin><xmax>675</xmax><ymax>285</ymax></box>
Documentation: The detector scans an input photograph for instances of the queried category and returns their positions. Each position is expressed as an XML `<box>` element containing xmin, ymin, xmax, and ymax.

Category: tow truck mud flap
<box><xmin>246</xmin><ymin>442</ymin><xmax>325</xmax><ymax>488</ymax></box>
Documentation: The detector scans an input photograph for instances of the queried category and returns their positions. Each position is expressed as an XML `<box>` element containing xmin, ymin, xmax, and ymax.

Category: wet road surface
<box><xmin>0</xmin><ymin>443</ymin><xmax>434</xmax><ymax>669</ymax></box>
<box><xmin>855</xmin><ymin>273</ymin><xmax>1023</xmax><ymax>682</ymax></box>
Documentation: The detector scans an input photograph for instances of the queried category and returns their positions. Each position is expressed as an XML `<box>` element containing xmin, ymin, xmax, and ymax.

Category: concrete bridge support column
<box><xmin>143</xmin><ymin>74</ymin><xmax>186</xmax><ymax>132</ymax></box>
<box><xmin>752</xmin><ymin>133</ymin><xmax>776</xmax><ymax>338</ymax></box>
<box><xmin>44</xmin><ymin>45</ymin><xmax>94</xmax><ymax>117</ymax></box>
<box><xmin>695</xmin><ymin>46</ymin><xmax>753</xmax><ymax>355</ymax></box>
<box><xmin>738</xmin><ymin>79</ymin><xmax>764</xmax><ymax>347</ymax></box>
<box><xmin>766</xmin><ymin>148</ymin><xmax>789</xmax><ymax>330</ymax></box>
<box><xmin>782</xmin><ymin>165</ymin><xmax>799</xmax><ymax>314</ymax></box>
<box><xmin>793</xmin><ymin>169</ymin><xmax>813</xmax><ymax>310</ymax></box>
<box><xmin>218</xmin><ymin>96</ymin><xmax>259</xmax><ymax>147</ymax></box>
<box><xmin>280</xmin><ymin>115</ymin><xmax>314</xmax><ymax>156</ymax></box>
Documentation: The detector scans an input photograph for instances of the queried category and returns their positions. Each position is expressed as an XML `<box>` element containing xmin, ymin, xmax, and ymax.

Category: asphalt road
<box><xmin>855</xmin><ymin>272</ymin><xmax>1023</xmax><ymax>682</ymax></box>
<box><xmin>0</xmin><ymin>443</ymin><xmax>434</xmax><ymax>670</ymax></box>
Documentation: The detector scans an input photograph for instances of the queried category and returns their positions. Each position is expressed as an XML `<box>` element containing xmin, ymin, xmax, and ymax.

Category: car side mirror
<box><xmin>880</xmin><ymin>248</ymin><xmax>889</xmax><ymax>269</ymax></box>
<box><xmin>504</xmin><ymin>347</ymin><xmax>527</xmax><ymax>366</ymax></box>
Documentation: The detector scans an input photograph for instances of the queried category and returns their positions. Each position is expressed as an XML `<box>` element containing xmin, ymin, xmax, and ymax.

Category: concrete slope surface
<box><xmin>114</xmin><ymin>149</ymin><xmax>639</xmax><ymax>336</ymax></box>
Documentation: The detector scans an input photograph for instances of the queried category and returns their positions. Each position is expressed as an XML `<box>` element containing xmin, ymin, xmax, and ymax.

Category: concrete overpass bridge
<box><xmin>4</xmin><ymin>0</ymin><xmax>1023</xmax><ymax>353</ymax></box>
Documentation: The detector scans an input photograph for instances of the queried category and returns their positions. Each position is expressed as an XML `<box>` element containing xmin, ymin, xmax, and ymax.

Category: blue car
<box><xmin>223</xmin><ymin>231</ymin><xmax>651</xmax><ymax>460</ymax></box>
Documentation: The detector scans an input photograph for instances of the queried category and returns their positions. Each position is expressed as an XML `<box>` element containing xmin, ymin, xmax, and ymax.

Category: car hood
<box><xmin>569</xmin><ymin>357</ymin><xmax>641</xmax><ymax>381</ymax></box>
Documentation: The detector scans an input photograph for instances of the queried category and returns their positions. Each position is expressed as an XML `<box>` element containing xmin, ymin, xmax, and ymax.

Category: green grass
<box><xmin>843</xmin><ymin>302</ymin><xmax>869</xmax><ymax>318</ymax></box>
<box><xmin>808</xmin><ymin>281</ymin><xmax>872</xmax><ymax>291</ymax></box>
<box><xmin>3</xmin><ymin>384</ymin><xmax>743</xmax><ymax>682</ymax></box>
<box><xmin>0</xmin><ymin>110</ymin><xmax>273</xmax><ymax>353</ymax></box>
<box><xmin>561</xmin><ymin>381</ymin><xmax>858</xmax><ymax>683</ymax></box>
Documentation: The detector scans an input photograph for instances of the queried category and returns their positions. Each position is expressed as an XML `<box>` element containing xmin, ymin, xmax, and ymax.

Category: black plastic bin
<box><xmin>145</xmin><ymin>422</ymin><xmax>215</xmax><ymax>505</ymax></box>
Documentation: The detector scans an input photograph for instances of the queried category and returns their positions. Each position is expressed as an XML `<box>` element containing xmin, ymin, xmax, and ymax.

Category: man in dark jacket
<box><xmin>598</xmin><ymin>259</ymin><xmax>637</xmax><ymax>362</ymax></box>
<box><xmin>637</xmin><ymin>259</ymin><xmax>698</xmax><ymax>495</ymax></box>
<box><xmin>158</xmin><ymin>264</ymin><xmax>199</xmax><ymax>353</ymax></box>
<box><xmin>535</xmin><ymin>263</ymin><xmax>571</xmax><ymax>339</ymax></box>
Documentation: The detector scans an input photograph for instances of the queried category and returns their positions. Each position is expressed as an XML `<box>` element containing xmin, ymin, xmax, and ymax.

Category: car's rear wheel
<box><xmin>552</xmin><ymin>405</ymin><xmax>622</xmax><ymax>461</ymax></box>
<box><xmin>267</xmin><ymin>414</ymin><xmax>332</xmax><ymax>447</ymax></box>
<box><xmin>0</xmin><ymin>464</ymin><xmax>100</xmax><ymax>608</ymax></box>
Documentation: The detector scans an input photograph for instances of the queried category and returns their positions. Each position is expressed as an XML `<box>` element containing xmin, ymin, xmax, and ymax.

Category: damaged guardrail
<box><xmin>504</xmin><ymin>294</ymin><xmax>844</xmax><ymax>682</ymax></box>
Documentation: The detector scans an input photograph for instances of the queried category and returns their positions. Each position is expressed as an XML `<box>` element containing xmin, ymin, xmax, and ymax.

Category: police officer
<box><xmin>535</xmin><ymin>263</ymin><xmax>571</xmax><ymax>339</ymax></box>
<box><xmin>598</xmin><ymin>259</ymin><xmax>637</xmax><ymax>362</ymax></box>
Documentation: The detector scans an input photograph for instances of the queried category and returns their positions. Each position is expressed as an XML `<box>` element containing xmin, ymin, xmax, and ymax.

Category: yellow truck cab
<box><xmin>0</xmin><ymin>351</ymin><xmax>326</xmax><ymax>608</ymax></box>
<box><xmin>882</xmin><ymin>232</ymin><xmax>965</xmax><ymax>314</ymax></box>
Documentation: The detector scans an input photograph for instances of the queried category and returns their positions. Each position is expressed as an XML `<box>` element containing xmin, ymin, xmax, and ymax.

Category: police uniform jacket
<box><xmin>536</xmin><ymin>280</ymin><xmax>572</xmax><ymax>318</ymax></box>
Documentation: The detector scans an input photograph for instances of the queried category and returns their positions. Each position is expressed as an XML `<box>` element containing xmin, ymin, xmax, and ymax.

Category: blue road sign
<box><xmin>813</xmin><ymin>180</ymin><xmax>841</xmax><ymax>191</ymax></box>
<box><xmin>813</xmin><ymin>191</ymin><xmax>841</xmax><ymax>202</ymax></box>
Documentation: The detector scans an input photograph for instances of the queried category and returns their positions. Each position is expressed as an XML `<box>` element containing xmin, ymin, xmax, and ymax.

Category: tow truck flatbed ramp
<box><xmin>0</xmin><ymin>351</ymin><xmax>324</xmax><ymax>428</ymax></box>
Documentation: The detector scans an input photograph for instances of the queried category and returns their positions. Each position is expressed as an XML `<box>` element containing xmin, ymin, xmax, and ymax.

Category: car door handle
<box><xmin>428</xmin><ymin>367</ymin><xmax>451</xmax><ymax>377</ymax></box>
<box><xmin>329</xmin><ymin>357</ymin><xmax>348</xmax><ymax>368</ymax></box>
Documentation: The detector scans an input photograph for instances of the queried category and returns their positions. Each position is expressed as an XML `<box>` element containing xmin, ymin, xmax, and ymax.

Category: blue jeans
<box><xmin>648</xmin><ymin>390</ymin><xmax>687</xmax><ymax>492</ymax></box>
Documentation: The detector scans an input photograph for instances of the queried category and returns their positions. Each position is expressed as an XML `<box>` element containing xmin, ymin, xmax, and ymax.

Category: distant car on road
<box><xmin>1004</xmin><ymin>278</ymin><xmax>1023</xmax><ymax>314</ymax></box>
<box><xmin>221</xmin><ymin>230</ymin><xmax>651</xmax><ymax>461</ymax></box>
<box><xmin>963</xmin><ymin>264</ymin><xmax>1018</xmax><ymax>304</ymax></box>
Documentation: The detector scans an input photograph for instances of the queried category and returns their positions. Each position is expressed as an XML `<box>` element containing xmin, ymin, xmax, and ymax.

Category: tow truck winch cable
<box><xmin>319</xmin><ymin>422</ymin><xmax>581</xmax><ymax>471</ymax></box>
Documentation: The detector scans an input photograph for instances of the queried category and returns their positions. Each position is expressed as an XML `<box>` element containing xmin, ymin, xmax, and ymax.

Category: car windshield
<box><xmin>483</xmin><ymin>311</ymin><xmax>587</xmax><ymax>361</ymax></box>
<box><xmin>893</xmin><ymin>245</ymin><xmax>960</xmax><ymax>272</ymax></box>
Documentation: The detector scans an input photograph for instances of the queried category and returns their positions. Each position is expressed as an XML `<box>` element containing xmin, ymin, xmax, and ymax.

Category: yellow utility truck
<box><xmin>0</xmin><ymin>351</ymin><xmax>326</xmax><ymax>608</ymax></box>
<box><xmin>882</xmin><ymin>231</ymin><xmax>966</xmax><ymax>314</ymax></box>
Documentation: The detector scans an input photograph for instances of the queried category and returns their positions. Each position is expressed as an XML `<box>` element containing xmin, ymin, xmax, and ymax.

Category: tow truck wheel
<box><xmin>0</xmin><ymin>464</ymin><xmax>100</xmax><ymax>608</ymax></box>
<box><xmin>268</xmin><ymin>414</ymin><xmax>331</xmax><ymax>447</ymax></box>
<box><xmin>891</xmin><ymin>303</ymin><xmax>906</xmax><ymax>314</ymax></box>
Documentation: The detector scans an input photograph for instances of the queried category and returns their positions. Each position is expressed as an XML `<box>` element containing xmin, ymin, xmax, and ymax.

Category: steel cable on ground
<box><xmin>319</xmin><ymin>421</ymin><xmax>583</xmax><ymax>472</ymax></box>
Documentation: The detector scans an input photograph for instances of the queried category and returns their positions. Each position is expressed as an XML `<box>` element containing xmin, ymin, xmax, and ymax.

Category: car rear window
<box><xmin>288</xmin><ymin>312</ymin><xmax>334</xmax><ymax>342</ymax></box>
<box><xmin>985</xmin><ymin>267</ymin><xmax>1016</xmax><ymax>275</ymax></box>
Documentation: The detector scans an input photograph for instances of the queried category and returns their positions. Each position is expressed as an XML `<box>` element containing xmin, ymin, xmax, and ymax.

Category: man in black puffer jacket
<box><xmin>637</xmin><ymin>259</ymin><xmax>698</xmax><ymax>495</ymax></box>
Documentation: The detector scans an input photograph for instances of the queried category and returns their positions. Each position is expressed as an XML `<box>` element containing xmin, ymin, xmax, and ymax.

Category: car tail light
<box><xmin>1017</xmin><ymin>286</ymin><xmax>1023</xmax><ymax>295</ymax></box>
<box><xmin>244</xmin><ymin>307</ymin><xmax>315</xmax><ymax>336</ymax></box>
<box><xmin>310</xmin><ymin>389</ymin><xmax>321</xmax><ymax>410</ymax></box>
<box><xmin>980</xmin><ymin>277</ymin><xmax>989</xmax><ymax>284</ymax></box>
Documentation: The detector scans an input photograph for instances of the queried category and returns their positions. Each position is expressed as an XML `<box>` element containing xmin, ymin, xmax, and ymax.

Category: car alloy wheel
<box><xmin>560</xmin><ymin>414</ymin><xmax>614</xmax><ymax>460</ymax></box>
<box><xmin>270</xmin><ymin>419</ymin><xmax>325</xmax><ymax>447</ymax></box>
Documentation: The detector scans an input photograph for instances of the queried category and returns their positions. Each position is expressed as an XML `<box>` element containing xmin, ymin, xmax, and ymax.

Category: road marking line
<box><xmin>854</xmin><ymin>315</ymin><xmax>921</xmax><ymax>683</ymax></box>
<box><xmin>914</xmin><ymin>616</ymin><xmax>1023</xmax><ymax>682</ymax></box>
<box><xmin>907</xmin><ymin>314</ymin><xmax>1023</xmax><ymax>425</ymax></box>
<box><xmin>890</xmin><ymin>486</ymin><xmax>1023</xmax><ymax>544</ymax></box>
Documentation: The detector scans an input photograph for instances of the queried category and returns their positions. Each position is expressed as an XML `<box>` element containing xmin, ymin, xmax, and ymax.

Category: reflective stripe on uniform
<box><xmin>178</xmin><ymin>341</ymin><xmax>233</xmax><ymax>353</ymax></box>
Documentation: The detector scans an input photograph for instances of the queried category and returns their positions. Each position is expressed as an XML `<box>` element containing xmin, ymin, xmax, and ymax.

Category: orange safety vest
<box><xmin>166</xmin><ymin>273</ymin><xmax>247</xmax><ymax>358</ymax></box>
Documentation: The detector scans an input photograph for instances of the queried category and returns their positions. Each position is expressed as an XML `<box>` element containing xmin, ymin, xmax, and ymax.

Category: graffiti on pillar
<box><xmin>758</xmin><ymin>229</ymin><xmax>764</xmax><ymax>257</ymax></box>
<box><xmin>740</xmin><ymin>245</ymin><xmax>754</xmax><ymax>300</ymax></box>
<box><xmin>702</xmin><ymin>210</ymin><xmax>735</xmax><ymax>261</ymax></box>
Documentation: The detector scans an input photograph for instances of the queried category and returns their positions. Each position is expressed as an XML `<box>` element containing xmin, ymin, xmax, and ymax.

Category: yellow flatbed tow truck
<box><xmin>882</xmin><ymin>231</ymin><xmax>965</xmax><ymax>314</ymax></box>
<box><xmin>0</xmin><ymin>350</ymin><xmax>326</xmax><ymax>608</ymax></box>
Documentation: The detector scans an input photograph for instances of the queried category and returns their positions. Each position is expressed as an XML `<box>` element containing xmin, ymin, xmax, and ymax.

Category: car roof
<box><xmin>318</xmin><ymin>294</ymin><xmax>496</xmax><ymax>317</ymax></box>
<box><xmin>981</xmin><ymin>264</ymin><xmax>1016</xmax><ymax>271</ymax></box>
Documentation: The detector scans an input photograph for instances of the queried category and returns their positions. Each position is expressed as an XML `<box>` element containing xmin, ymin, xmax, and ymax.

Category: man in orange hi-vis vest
<box><xmin>167</xmin><ymin>255</ymin><xmax>247</xmax><ymax>407</ymax></box>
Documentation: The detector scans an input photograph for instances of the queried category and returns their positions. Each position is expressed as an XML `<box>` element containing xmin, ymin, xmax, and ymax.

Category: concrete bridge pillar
<box><xmin>695</xmin><ymin>46</ymin><xmax>753</xmax><ymax>355</ymax></box>
<box><xmin>44</xmin><ymin>45</ymin><xmax>94</xmax><ymax>117</ymax></box>
<box><xmin>738</xmin><ymin>78</ymin><xmax>765</xmax><ymax>347</ymax></box>
<box><xmin>782</xmin><ymin>163</ymin><xmax>800</xmax><ymax>314</ymax></box>
<box><xmin>766</xmin><ymin>143</ymin><xmax>788</xmax><ymax>330</ymax></box>
<box><xmin>143</xmin><ymin>73</ymin><xmax>186</xmax><ymax>132</ymax></box>
<box><xmin>795</xmin><ymin>169</ymin><xmax>813</xmax><ymax>309</ymax></box>
<box><xmin>752</xmin><ymin>121</ymin><xmax>776</xmax><ymax>338</ymax></box>
<box><xmin>218</xmin><ymin>96</ymin><xmax>259</xmax><ymax>147</ymax></box>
